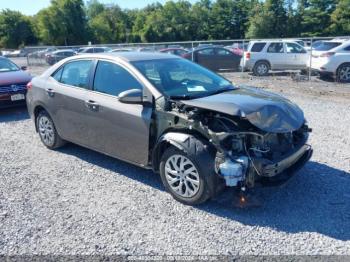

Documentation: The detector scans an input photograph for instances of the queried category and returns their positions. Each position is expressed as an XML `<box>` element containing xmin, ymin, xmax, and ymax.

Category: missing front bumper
<box><xmin>256</xmin><ymin>146</ymin><xmax>313</xmax><ymax>187</ymax></box>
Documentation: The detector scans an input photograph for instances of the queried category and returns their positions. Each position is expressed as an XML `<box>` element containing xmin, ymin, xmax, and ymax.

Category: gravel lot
<box><xmin>0</xmin><ymin>59</ymin><xmax>350</xmax><ymax>256</ymax></box>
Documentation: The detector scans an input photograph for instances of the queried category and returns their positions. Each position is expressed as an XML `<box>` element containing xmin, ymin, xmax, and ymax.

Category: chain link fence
<box><xmin>23</xmin><ymin>36</ymin><xmax>350</xmax><ymax>82</ymax></box>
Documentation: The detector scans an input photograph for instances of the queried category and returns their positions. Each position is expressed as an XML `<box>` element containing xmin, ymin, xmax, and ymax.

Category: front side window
<box><xmin>286</xmin><ymin>43</ymin><xmax>306</xmax><ymax>53</ymax></box>
<box><xmin>132</xmin><ymin>58</ymin><xmax>234</xmax><ymax>99</ymax></box>
<box><xmin>60</xmin><ymin>60</ymin><xmax>93</xmax><ymax>88</ymax></box>
<box><xmin>344</xmin><ymin>45</ymin><xmax>350</xmax><ymax>51</ymax></box>
<box><xmin>93</xmin><ymin>61</ymin><xmax>142</xmax><ymax>96</ymax></box>
<box><xmin>267</xmin><ymin>43</ymin><xmax>284</xmax><ymax>53</ymax></box>
<box><xmin>217</xmin><ymin>48</ymin><xmax>231</xmax><ymax>55</ymax></box>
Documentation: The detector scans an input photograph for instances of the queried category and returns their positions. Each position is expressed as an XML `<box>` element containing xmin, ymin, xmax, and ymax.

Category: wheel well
<box><xmin>151</xmin><ymin>131</ymin><xmax>210</xmax><ymax>173</ymax></box>
<box><xmin>33</xmin><ymin>105</ymin><xmax>47</xmax><ymax>132</ymax></box>
<box><xmin>337</xmin><ymin>62</ymin><xmax>350</xmax><ymax>73</ymax></box>
<box><xmin>254</xmin><ymin>60</ymin><xmax>271</xmax><ymax>69</ymax></box>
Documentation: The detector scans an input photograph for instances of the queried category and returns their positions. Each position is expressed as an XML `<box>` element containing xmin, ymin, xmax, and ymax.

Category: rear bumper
<box><xmin>255</xmin><ymin>146</ymin><xmax>313</xmax><ymax>187</ymax></box>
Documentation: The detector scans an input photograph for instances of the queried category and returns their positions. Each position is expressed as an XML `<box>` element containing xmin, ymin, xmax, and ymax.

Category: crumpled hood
<box><xmin>181</xmin><ymin>86</ymin><xmax>305</xmax><ymax>133</ymax></box>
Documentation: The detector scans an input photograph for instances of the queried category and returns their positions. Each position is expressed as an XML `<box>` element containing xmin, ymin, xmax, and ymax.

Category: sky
<box><xmin>0</xmin><ymin>0</ymin><xmax>198</xmax><ymax>15</ymax></box>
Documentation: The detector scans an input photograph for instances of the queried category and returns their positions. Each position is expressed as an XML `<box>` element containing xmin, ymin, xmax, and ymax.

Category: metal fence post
<box><xmin>308</xmin><ymin>37</ymin><xmax>313</xmax><ymax>81</ymax></box>
<box><xmin>191</xmin><ymin>42</ymin><xmax>194</xmax><ymax>61</ymax></box>
<box><xmin>242</xmin><ymin>39</ymin><xmax>245</xmax><ymax>73</ymax></box>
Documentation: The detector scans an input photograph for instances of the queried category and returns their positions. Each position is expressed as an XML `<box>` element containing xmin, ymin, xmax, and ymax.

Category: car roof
<box><xmin>54</xmin><ymin>49</ymin><xmax>75</xmax><ymax>53</ymax></box>
<box><xmin>76</xmin><ymin>51</ymin><xmax>177</xmax><ymax>62</ymax></box>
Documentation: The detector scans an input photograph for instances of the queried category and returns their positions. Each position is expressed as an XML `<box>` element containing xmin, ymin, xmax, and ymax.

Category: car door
<box><xmin>285</xmin><ymin>42</ymin><xmax>309</xmax><ymax>69</ymax></box>
<box><xmin>45</xmin><ymin>59</ymin><xmax>94</xmax><ymax>145</ymax></box>
<box><xmin>215</xmin><ymin>48</ymin><xmax>240</xmax><ymax>71</ymax></box>
<box><xmin>266</xmin><ymin>42</ymin><xmax>285</xmax><ymax>70</ymax></box>
<box><xmin>195</xmin><ymin>48</ymin><xmax>216</xmax><ymax>70</ymax></box>
<box><xmin>83</xmin><ymin>60</ymin><xmax>152</xmax><ymax>166</ymax></box>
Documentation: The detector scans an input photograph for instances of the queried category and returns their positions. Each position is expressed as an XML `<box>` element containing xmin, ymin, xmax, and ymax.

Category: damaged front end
<box><xmin>154</xmin><ymin>86</ymin><xmax>312</xmax><ymax>190</ymax></box>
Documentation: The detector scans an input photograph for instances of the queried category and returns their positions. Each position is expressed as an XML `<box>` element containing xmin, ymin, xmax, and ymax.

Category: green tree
<box><xmin>89</xmin><ymin>5</ymin><xmax>129</xmax><ymax>43</ymax></box>
<box><xmin>301</xmin><ymin>0</ymin><xmax>337</xmax><ymax>36</ymax></box>
<box><xmin>36</xmin><ymin>0</ymin><xmax>88</xmax><ymax>45</ymax></box>
<box><xmin>246</xmin><ymin>0</ymin><xmax>287</xmax><ymax>38</ymax></box>
<box><xmin>329</xmin><ymin>0</ymin><xmax>350</xmax><ymax>35</ymax></box>
<box><xmin>0</xmin><ymin>9</ymin><xmax>37</xmax><ymax>48</ymax></box>
<box><xmin>210</xmin><ymin>0</ymin><xmax>252</xmax><ymax>39</ymax></box>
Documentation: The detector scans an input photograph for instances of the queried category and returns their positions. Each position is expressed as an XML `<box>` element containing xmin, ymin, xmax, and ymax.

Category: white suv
<box><xmin>241</xmin><ymin>40</ymin><xmax>309</xmax><ymax>76</ymax></box>
<box><xmin>311</xmin><ymin>40</ymin><xmax>350</xmax><ymax>82</ymax></box>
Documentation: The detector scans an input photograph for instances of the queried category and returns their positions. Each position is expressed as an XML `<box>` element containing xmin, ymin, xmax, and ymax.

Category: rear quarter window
<box><xmin>250</xmin><ymin>43</ymin><xmax>266</xmax><ymax>52</ymax></box>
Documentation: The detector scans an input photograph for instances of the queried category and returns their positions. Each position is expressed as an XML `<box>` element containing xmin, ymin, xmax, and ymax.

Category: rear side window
<box><xmin>250</xmin><ymin>43</ymin><xmax>266</xmax><ymax>52</ymax></box>
<box><xmin>60</xmin><ymin>60</ymin><xmax>93</xmax><ymax>88</ymax></box>
<box><xmin>93</xmin><ymin>61</ymin><xmax>142</xmax><ymax>97</ymax></box>
<box><xmin>267</xmin><ymin>43</ymin><xmax>284</xmax><ymax>53</ymax></box>
<box><xmin>52</xmin><ymin>67</ymin><xmax>63</xmax><ymax>81</ymax></box>
<box><xmin>314</xmin><ymin>42</ymin><xmax>342</xmax><ymax>51</ymax></box>
<box><xmin>198</xmin><ymin>48</ymin><xmax>214</xmax><ymax>55</ymax></box>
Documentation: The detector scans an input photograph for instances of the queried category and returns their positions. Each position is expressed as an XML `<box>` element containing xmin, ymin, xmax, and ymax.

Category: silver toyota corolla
<box><xmin>26</xmin><ymin>52</ymin><xmax>312</xmax><ymax>205</ymax></box>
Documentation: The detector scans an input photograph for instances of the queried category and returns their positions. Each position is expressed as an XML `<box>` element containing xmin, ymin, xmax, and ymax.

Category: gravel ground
<box><xmin>0</xmin><ymin>60</ymin><xmax>350</xmax><ymax>256</ymax></box>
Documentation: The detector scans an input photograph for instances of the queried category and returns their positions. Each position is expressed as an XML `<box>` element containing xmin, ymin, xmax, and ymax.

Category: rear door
<box><xmin>83</xmin><ymin>60</ymin><xmax>152</xmax><ymax>165</ymax></box>
<box><xmin>45</xmin><ymin>59</ymin><xmax>94</xmax><ymax>145</ymax></box>
<box><xmin>195</xmin><ymin>48</ymin><xmax>216</xmax><ymax>70</ymax></box>
<box><xmin>266</xmin><ymin>42</ymin><xmax>285</xmax><ymax>70</ymax></box>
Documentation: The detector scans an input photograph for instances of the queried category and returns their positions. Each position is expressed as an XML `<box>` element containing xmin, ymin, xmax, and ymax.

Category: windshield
<box><xmin>0</xmin><ymin>59</ymin><xmax>19</xmax><ymax>72</ymax></box>
<box><xmin>132</xmin><ymin>58</ymin><xmax>234</xmax><ymax>99</ymax></box>
<box><xmin>314</xmin><ymin>42</ymin><xmax>342</xmax><ymax>51</ymax></box>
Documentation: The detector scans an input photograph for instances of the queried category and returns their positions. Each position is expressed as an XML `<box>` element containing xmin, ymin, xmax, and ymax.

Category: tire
<box><xmin>253</xmin><ymin>61</ymin><xmax>270</xmax><ymax>76</ymax></box>
<box><xmin>36</xmin><ymin>110</ymin><xmax>66</xmax><ymax>149</ymax></box>
<box><xmin>159</xmin><ymin>139</ymin><xmax>223</xmax><ymax>205</ymax></box>
<box><xmin>336</xmin><ymin>63</ymin><xmax>350</xmax><ymax>83</ymax></box>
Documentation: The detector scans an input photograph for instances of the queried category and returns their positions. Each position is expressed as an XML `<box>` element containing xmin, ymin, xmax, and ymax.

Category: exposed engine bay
<box><xmin>154</xmin><ymin>93</ymin><xmax>312</xmax><ymax>189</ymax></box>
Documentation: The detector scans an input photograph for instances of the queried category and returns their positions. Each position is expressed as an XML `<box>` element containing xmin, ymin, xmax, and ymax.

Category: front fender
<box><xmin>151</xmin><ymin>132</ymin><xmax>206</xmax><ymax>172</ymax></box>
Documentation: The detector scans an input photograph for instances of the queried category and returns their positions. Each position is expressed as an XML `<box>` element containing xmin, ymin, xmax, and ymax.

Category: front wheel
<box><xmin>159</xmin><ymin>142</ymin><xmax>223</xmax><ymax>205</ymax></box>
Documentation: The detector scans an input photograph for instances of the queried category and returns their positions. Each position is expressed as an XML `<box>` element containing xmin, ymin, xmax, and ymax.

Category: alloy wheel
<box><xmin>164</xmin><ymin>154</ymin><xmax>200</xmax><ymax>198</ymax></box>
<box><xmin>339</xmin><ymin>66</ymin><xmax>350</xmax><ymax>82</ymax></box>
<box><xmin>38</xmin><ymin>116</ymin><xmax>55</xmax><ymax>147</ymax></box>
<box><xmin>257</xmin><ymin>63</ymin><xmax>268</xmax><ymax>75</ymax></box>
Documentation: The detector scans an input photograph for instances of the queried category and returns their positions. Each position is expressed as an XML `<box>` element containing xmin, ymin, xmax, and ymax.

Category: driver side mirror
<box><xmin>118</xmin><ymin>89</ymin><xmax>143</xmax><ymax>104</ymax></box>
<box><xmin>21</xmin><ymin>66</ymin><xmax>27</xmax><ymax>71</ymax></box>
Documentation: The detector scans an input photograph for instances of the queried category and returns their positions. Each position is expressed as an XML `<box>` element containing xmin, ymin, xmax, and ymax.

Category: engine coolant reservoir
<box><xmin>219</xmin><ymin>157</ymin><xmax>248</xmax><ymax>187</ymax></box>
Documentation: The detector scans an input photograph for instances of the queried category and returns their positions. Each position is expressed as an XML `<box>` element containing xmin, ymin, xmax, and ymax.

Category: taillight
<box><xmin>26</xmin><ymin>82</ymin><xmax>32</xmax><ymax>89</ymax></box>
<box><xmin>245</xmin><ymin>52</ymin><xmax>251</xmax><ymax>59</ymax></box>
<box><xmin>320</xmin><ymin>52</ymin><xmax>335</xmax><ymax>57</ymax></box>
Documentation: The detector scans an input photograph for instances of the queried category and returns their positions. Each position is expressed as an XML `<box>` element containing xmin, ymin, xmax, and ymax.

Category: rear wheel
<box><xmin>253</xmin><ymin>61</ymin><xmax>269</xmax><ymax>76</ymax></box>
<box><xmin>159</xmin><ymin>140</ymin><xmax>223</xmax><ymax>205</ymax></box>
<box><xmin>36</xmin><ymin>110</ymin><xmax>65</xmax><ymax>149</ymax></box>
<box><xmin>337</xmin><ymin>63</ymin><xmax>350</xmax><ymax>83</ymax></box>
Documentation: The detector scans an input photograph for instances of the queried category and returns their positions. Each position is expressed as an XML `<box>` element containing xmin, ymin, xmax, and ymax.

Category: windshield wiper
<box><xmin>169</xmin><ymin>94</ymin><xmax>194</xmax><ymax>100</ymax></box>
<box><xmin>206</xmin><ymin>85</ymin><xmax>236</xmax><ymax>96</ymax></box>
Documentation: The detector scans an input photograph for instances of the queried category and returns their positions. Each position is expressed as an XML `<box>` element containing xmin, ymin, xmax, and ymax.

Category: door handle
<box><xmin>85</xmin><ymin>100</ymin><xmax>99</xmax><ymax>111</ymax></box>
<box><xmin>46</xmin><ymin>88</ymin><xmax>55</xmax><ymax>97</ymax></box>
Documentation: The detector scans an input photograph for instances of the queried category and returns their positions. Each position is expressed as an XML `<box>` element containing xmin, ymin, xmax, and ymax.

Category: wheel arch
<box><xmin>151</xmin><ymin>130</ymin><xmax>213</xmax><ymax>173</ymax></box>
<box><xmin>254</xmin><ymin>59</ymin><xmax>271</xmax><ymax>69</ymax></box>
<box><xmin>336</xmin><ymin>62</ymin><xmax>350</xmax><ymax>81</ymax></box>
<box><xmin>33</xmin><ymin>104</ymin><xmax>49</xmax><ymax>132</ymax></box>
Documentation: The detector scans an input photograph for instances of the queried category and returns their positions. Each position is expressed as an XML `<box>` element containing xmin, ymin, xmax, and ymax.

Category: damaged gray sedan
<box><xmin>26</xmin><ymin>52</ymin><xmax>312</xmax><ymax>205</ymax></box>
